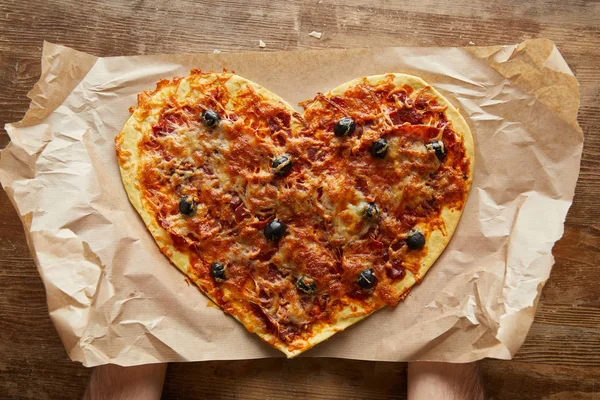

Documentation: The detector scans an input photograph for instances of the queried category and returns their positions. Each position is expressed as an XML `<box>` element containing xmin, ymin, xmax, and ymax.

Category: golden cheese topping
<box><xmin>116</xmin><ymin>71</ymin><xmax>472</xmax><ymax>354</ymax></box>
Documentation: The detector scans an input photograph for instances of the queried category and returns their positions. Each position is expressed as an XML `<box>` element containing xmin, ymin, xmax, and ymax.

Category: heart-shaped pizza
<box><xmin>115</xmin><ymin>70</ymin><xmax>473</xmax><ymax>357</ymax></box>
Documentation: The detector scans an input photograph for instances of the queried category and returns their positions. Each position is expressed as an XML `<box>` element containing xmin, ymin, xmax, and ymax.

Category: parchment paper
<box><xmin>0</xmin><ymin>39</ymin><xmax>583</xmax><ymax>367</ymax></box>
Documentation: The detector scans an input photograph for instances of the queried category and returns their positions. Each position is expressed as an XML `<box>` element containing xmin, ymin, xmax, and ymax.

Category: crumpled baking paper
<box><xmin>0</xmin><ymin>39</ymin><xmax>582</xmax><ymax>367</ymax></box>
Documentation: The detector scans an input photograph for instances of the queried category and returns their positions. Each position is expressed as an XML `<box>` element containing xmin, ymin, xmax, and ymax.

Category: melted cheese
<box><xmin>115</xmin><ymin>71</ymin><xmax>473</xmax><ymax>358</ymax></box>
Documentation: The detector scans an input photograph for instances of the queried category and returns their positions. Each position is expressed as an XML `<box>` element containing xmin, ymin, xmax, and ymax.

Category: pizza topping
<box><xmin>370</xmin><ymin>138</ymin><xmax>389</xmax><ymax>158</ymax></box>
<box><xmin>334</xmin><ymin>117</ymin><xmax>356</xmax><ymax>137</ymax></box>
<box><xmin>128</xmin><ymin>72</ymin><xmax>471</xmax><ymax>349</ymax></box>
<box><xmin>210</xmin><ymin>262</ymin><xmax>227</xmax><ymax>282</ymax></box>
<box><xmin>201</xmin><ymin>109</ymin><xmax>221</xmax><ymax>128</ymax></box>
<box><xmin>389</xmin><ymin>107</ymin><xmax>423</xmax><ymax>125</ymax></box>
<box><xmin>357</xmin><ymin>268</ymin><xmax>377</xmax><ymax>289</ymax></box>
<box><xmin>363</xmin><ymin>202</ymin><xmax>380</xmax><ymax>220</ymax></box>
<box><xmin>178</xmin><ymin>196</ymin><xmax>196</xmax><ymax>215</ymax></box>
<box><xmin>426</xmin><ymin>140</ymin><xmax>447</xmax><ymax>161</ymax></box>
<box><xmin>272</xmin><ymin>154</ymin><xmax>293</xmax><ymax>176</ymax></box>
<box><xmin>296</xmin><ymin>276</ymin><xmax>317</xmax><ymax>294</ymax></box>
<box><xmin>406</xmin><ymin>230</ymin><xmax>426</xmax><ymax>250</ymax></box>
<box><xmin>264</xmin><ymin>219</ymin><xmax>286</xmax><ymax>241</ymax></box>
<box><xmin>387</xmin><ymin>260</ymin><xmax>406</xmax><ymax>280</ymax></box>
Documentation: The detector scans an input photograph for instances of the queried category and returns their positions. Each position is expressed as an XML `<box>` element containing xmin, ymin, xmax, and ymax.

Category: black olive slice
<box><xmin>210</xmin><ymin>262</ymin><xmax>226</xmax><ymax>282</ymax></box>
<box><xmin>202</xmin><ymin>109</ymin><xmax>220</xmax><ymax>128</ymax></box>
<box><xmin>370</xmin><ymin>138</ymin><xmax>389</xmax><ymax>158</ymax></box>
<box><xmin>179</xmin><ymin>196</ymin><xmax>195</xmax><ymax>215</ymax></box>
<box><xmin>406</xmin><ymin>230</ymin><xmax>426</xmax><ymax>250</ymax></box>
<box><xmin>272</xmin><ymin>154</ymin><xmax>293</xmax><ymax>176</ymax></box>
<box><xmin>334</xmin><ymin>117</ymin><xmax>356</xmax><ymax>137</ymax></box>
<box><xmin>357</xmin><ymin>268</ymin><xmax>377</xmax><ymax>289</ymax></box>
<box><xmin>297</xmin><ymin>276</ymin><xmax>317</xmax><ymax>294</ymax></box>
<box><xmin>426</xmin><ymin>140</ymin><xmax>447</xmax><ymax>161</ymax></box>
<box><xmin>363</xmin><ymin>202</ymin><xmax>380</xmax><ymax>220</ymax></box>
<box><xmin>264</xmin><ymin>219</ymin><xmax>286</xmax><ymax>242</ymax></box>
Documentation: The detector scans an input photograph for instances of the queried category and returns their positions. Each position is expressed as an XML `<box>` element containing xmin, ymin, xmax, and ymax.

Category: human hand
<box><xmin>407</xmin><ymin>361</ymin><xmax>485</xmax><ymax>400</ymax></box>
<box><xmin>83</xmin><ymin>363</ymin><xmax>167</xmax><ymax>400</ymax></box>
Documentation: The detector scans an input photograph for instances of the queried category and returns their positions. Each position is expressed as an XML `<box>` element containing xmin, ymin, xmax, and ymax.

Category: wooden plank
<box><xmin>0</xmin><ymin>0</ymin><xmax>598</xmax><ymax>398</ymax></box>
<box><xmin>481</xmin><ymin>361</ymin><xmax>600</xmax><ymax>400</ymax></box>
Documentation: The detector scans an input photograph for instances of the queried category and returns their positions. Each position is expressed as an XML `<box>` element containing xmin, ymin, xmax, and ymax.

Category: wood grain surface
<box><xmin>1</xmin><ymin>0</ymin><xmax>598</xmax><ymax>398</ymax></box>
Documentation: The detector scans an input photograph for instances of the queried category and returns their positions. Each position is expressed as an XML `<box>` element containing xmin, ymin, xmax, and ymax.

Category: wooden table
<box><xmin>1</xmin><ymin>1</ymin><xmax>598</xmax><ymax>398</ymax></box>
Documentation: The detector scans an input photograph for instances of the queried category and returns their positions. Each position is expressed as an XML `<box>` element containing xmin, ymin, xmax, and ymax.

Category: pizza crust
<box><xmin>116</xmin><ymin>72</ymin><xmax>474</xmax><ymax>358</ymax></box>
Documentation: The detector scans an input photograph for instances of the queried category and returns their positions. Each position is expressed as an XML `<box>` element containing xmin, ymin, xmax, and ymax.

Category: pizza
<box><xmin>115</xmin><ymin>70</ymin><xmax>474</xmax><ymax>357</ymax></box>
